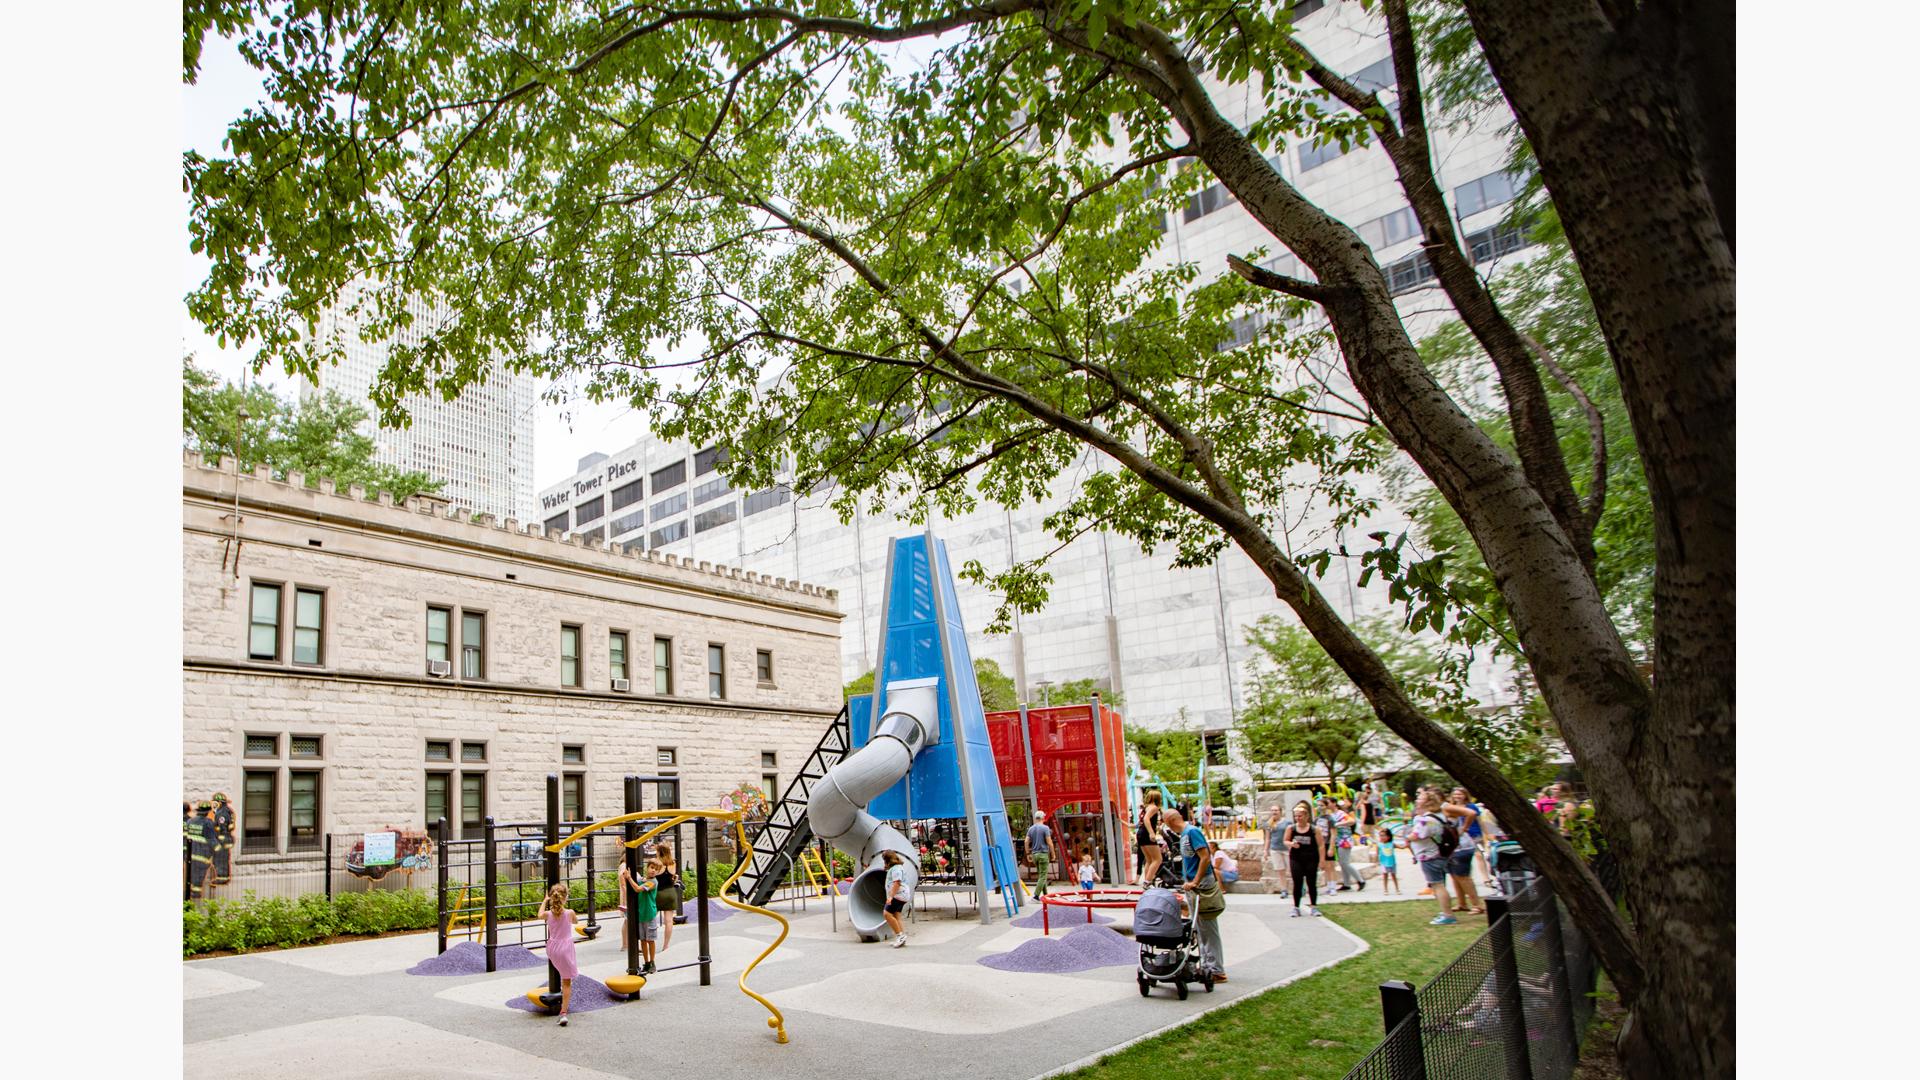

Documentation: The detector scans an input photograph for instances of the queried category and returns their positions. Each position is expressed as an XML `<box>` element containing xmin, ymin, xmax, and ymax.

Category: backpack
<box><xmin>1435</xmin><ymin>816</ymin><xmax>1461</xmax><ymax>858</ymax></box>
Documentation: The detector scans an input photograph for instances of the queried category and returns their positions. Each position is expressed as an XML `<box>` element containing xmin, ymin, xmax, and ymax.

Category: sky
<box><xmin>180</xmin><ymin>34</ymin><xmax>649</xmax><ymax>490</ymax></box>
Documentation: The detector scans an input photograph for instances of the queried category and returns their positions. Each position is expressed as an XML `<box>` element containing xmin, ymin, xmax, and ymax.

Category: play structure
<box><xmin>736</xmin><ymin>530</ymin><xmax>1023</xmax><ymax>937</ymax></box>
<box><xmin>1036</xmin><ymin>887</ymin><xmax>1144</xmax><ymax>935</ymax></box>
<box><xmin>985</xmin><ymin>700</ymin><xmax>1131</xmax><ymax>883</ymax></box>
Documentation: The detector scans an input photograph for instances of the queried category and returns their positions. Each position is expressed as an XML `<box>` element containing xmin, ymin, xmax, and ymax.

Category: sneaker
<box><xmin>1309</xmin><ymin>906</ymin><xmax>1322</xmax><ymax>917</ymax></box>
<box><xmin>1431</xmin><ymin>914</ymin><xmax>1459</xmax><ymax>925</ymax></box>
<box><xmin>891</xmin><ymin>934</ymin><xmax>907</xmax><ymax>948</ymax></box>
<box><xmin>642</xmin><ymin>961</ymin><xmax>655</xmax><ymax>974</ymax></box>
<box><xmin>557</xmin><ymin>1014</ymin><xmax>569</xmax><ymax>1027</ymax></box>
<box><xmin>1291</xmin><ymin>908</ymin><xmax>1302</xmax><ymax>918</ymax></box>
<box><xmin>1357</xmin><ymin>881</ymin><xmax>1366</xmax><ymax>891</ymax></box>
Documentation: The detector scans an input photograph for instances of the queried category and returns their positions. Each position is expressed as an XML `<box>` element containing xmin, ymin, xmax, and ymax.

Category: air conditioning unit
<box><xmin>427</xmin><ymin>660</ymin><xmax>452</xmax><ymax>677</ymax></box>
<box><xmin>612</xmin><ymin>678</ymin><xmax>630</xmax><ymax>692</ymax></box>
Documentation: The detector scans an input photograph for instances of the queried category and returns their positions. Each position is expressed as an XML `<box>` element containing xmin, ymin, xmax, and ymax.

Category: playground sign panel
<box><xmin>363</xmin><ymin>831</ymin><xmax>396</xmax><ymax>867</ymax></box>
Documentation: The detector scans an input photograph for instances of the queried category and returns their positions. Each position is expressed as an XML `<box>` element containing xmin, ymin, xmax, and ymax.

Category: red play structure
<box><xmin>986</xmin><ymin>703</ymin><xmax>1132</xmax><ymax>880</ymax></box>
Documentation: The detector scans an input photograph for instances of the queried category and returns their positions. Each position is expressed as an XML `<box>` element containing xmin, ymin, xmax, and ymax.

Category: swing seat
<box><xmin>526</xmin><ymin>988</ymin><xmax>564</xmax><ymax>1012</ymax></box>
<box><xmin>604</xmin><ymin>973</ymin><xmax>646</xmax><ymax>997</ymax></box>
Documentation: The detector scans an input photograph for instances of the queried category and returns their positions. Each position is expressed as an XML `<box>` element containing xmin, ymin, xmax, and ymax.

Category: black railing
<box><xmin>1341</xmin><ymin>875</ymin><xmax>1603</xmax><ymax>1080</ymax></box>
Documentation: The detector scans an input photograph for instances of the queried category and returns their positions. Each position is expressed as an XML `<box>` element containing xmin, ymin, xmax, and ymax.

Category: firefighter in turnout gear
<box><xmin>185</xmin><ymin>802</ymin><xmax>217</xmax><ymax>899</ymax></box>
<box><xmin>211</xmin><ymin>792</ymin><xmax>236</xmax><ymax>892</ymax></box>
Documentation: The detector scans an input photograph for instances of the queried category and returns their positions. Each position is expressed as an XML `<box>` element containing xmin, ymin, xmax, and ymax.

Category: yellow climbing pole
<box><xmin>548</xmin><ymin>809</ymin><xmax>791</xmax><ymax>1045</ymax></box>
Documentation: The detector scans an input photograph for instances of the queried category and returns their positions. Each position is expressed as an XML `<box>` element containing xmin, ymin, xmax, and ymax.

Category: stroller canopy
<box><xmin>1134</xmin><ymin>887</ymin><xmax>1185</xmax><ymax>940</ymax></box>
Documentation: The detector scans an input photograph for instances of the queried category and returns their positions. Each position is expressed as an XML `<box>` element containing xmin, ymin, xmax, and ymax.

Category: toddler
<box><xmin>1077</xmin><ymin>852</ymin><xmax>1098</xmax><ymax>891</ymax></box>
<box><xmin>1377</xmin><ymin>827</ymin><xmax>1402</xmax><ymax>895</ymax></box>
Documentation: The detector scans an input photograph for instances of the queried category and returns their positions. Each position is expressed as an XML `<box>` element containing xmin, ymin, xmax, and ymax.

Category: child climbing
<box><xmin>880</xmin><ymin>849</ymin><xmax>911</xmax><ymax>947</ymax></box>
<box><xmin>620</xmin><ymin>858</ymin><xmax>661</xmax><ymax>973</ymax></box>
<box><xmin>537</xmin><ymin>883</ymin><xmax>579</xmax><ymax>1026</ymax></box>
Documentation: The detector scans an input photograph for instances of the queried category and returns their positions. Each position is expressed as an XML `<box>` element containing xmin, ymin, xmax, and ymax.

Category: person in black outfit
<box><xmin>1284</xmin><ymin>803</ymin><xmax>1323</xmax><ymax>917</ymax></box>
<box><xmin>210</xmin><ymin>792</ymin><xmax>235</xmax><ymax>894</ymax></box>
<box><xmin>185</xmin><ymin>802</ymin><xmax>218</xmax><ymax>900</ymax></box>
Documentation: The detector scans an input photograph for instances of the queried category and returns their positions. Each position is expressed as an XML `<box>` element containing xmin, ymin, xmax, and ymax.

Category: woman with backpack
<box><xmin>1408</xmin><ymin>790</ymin><xmax>1463</xmax><ymax>925</ymax></box>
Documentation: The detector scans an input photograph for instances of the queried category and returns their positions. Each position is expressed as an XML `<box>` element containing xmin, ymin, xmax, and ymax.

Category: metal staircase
<box><xmin>737</xmin><ymin>705</ymin><xmax>853</xmax><ymax>906</ymax></box>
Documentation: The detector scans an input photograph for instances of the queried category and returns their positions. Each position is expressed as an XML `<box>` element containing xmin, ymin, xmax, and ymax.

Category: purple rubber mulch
<box><xmin>979</xmin><ymin>925</ymin><xmax>1137</xmax><ymax>973</ymax></box>
<box><xmin>504</xmin><ymin>974</ymin><xmax>624</xmax><ymax>1015</ymax></box>
<box><xmin>1009</xmin><ymin>904</ymin><xmax>1116</xmax><ymax>929</ymax></box>
<box><xmin>699</xmin><ymin>898</ymin><xmax>736</xmax><ymax>921</ymax></box>
<box><xmin>407</xmin><ymin>941</ymin><xmax>547</xmax><ymax>976</ymax></box>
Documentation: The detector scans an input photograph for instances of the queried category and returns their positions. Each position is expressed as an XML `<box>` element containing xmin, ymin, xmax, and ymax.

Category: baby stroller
<box><xmin>1132</xmin><ymin>887</ymin><xmax>1217</xmax><ymax>1000</ymax></box>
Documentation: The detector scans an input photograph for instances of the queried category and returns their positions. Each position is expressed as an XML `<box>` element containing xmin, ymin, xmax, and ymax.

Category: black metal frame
<box><xmin>738</xmin><ymin>706</ymin><xmax>851</xmax><ymax>905</ymax></box>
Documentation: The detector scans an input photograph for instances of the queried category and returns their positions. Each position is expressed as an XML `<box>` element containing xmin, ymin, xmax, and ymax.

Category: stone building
<box><xmin>182</xmin><ymin>451</ymin><xmax>844</xmax><ymax>881</ymax></box>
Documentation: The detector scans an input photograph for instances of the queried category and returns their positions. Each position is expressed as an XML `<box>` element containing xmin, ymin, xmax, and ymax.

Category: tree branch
<box><xmin>1227</xmin><ymin>254</ymin><xmax>1335</xmax><ymax>303</ymax></box>
<box><xmin>1522</xmin><ymin>329</ymin><xmax>1607</xmax><ymax>530</ymax></box>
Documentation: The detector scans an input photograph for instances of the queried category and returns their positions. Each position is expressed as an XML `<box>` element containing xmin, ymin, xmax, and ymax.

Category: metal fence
<box><xmin>185</xmin><ymin>831</ymin><xmax>442</xmax><ymax>904</ymax></box>
<box><xmin>1341</xmin><ymin>874</ymin><xmax>1603</xmax><ymax>1080</ymax></box>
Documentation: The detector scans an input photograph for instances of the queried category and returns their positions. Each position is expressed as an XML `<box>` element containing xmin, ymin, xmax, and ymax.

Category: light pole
<box><xmin>1036</xmin><ymin>680</ymin><xmax>1054</xmax><ymax>707</ymax></box>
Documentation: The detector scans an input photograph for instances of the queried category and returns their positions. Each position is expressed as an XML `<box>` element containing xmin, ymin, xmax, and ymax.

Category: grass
<box><xmin>1059</xmin><ymin>898</ymin><xmax>1487</xmax><ymax>1080</ymax></box>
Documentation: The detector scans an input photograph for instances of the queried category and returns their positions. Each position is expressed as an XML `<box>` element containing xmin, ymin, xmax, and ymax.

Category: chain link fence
<box><xmin>1341</xmin><ymin>873</ymin><xmax>1605</xmax><ymax>1080</ymax></box>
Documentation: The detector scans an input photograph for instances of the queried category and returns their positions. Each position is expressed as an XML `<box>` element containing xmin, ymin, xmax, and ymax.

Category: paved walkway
<box><xmin>184</xmin><ymin>891</ymin><xmax>1378</xmax><ymax>1080</ymax></box>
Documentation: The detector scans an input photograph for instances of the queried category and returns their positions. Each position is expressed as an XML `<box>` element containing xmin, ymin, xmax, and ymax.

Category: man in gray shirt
<box><xmin>1025</xmin><ymin>811</ymin><xmax>1061</xmax><ymax>894</ymax></box>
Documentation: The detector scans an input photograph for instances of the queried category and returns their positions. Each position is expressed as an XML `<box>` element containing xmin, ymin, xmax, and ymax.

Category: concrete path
<box><xmin>184</xmin><ymin>892</ymin><xmax>1372</xmax><ymax>1080</ymax></box>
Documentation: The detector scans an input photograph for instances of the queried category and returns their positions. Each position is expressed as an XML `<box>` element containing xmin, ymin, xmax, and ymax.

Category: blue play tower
<box><xmin>805</xmin><ymin>530</ymin><xmax>1022</xmax><ymax>936</ymax></box>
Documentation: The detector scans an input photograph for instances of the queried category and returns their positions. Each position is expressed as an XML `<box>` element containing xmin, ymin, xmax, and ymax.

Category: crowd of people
<box><xmin>182</xmin><ymin>794</ymin><xmax>235</xmax><ymax>900</ymax></box>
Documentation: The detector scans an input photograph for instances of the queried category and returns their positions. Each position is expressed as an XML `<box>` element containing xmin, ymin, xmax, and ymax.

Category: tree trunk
<box><xmin>1463</xmin><ymin>3</ymin><xmax>1736</xmax><ymax>1076</ymax></box>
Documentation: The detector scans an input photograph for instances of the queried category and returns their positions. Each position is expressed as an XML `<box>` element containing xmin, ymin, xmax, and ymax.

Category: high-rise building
<box><xmin>307</xmin><ymin>282</ymin><xmax>537</xmax><ymax>522</ymax></box>
<box><xmin>537</xmin><ymin>2</ymin><xmax>1533</xmax><ymax>744</ymax></box>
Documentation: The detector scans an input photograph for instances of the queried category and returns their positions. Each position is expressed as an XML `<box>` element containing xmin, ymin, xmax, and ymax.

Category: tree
<box><xmin>1126</xmin><ymin>724</ymin><xmax>1203</xmax><ymax>787</ymax></box>
<box><xmin>1048</xmin><ymin>677</ymin><xmax>1124</xmax><ymax>710</ymax></box>
<box><xmin>184</xmin><ymin>358</ymin><xmax>445</xmax><ymax>502</ymax></box>
<box><xmin>186</xmin><ymin>4</ymin><xmax>1732</xmax><ymax>1071</ymax></box>
<box><xmin>1239</xmin><ymin>618</ymin><xmax>1389</xmax><ymax>787</ymax></box>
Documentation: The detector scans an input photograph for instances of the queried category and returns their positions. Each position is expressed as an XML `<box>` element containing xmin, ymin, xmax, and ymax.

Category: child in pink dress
<box><xmin>538</xmin><ymin>883</ymin><xmax>579</xmax><ymax>1026</ymax></box>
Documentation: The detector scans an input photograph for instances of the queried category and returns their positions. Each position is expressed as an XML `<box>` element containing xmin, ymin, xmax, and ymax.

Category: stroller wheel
<box><xmin>1137</xmin><ymin>975</ymin><xmax>1150</xmax><ymax>997</ymax></box>
<box><xmin>1176</xmin><ymin>981</ymin><xmax>1189</xmax><ymax>1001</ymax></box>
<box><xmin>1204</xmin><ymin>977</ymin><xmax>1214</xmax><ymax>993</ymax></box>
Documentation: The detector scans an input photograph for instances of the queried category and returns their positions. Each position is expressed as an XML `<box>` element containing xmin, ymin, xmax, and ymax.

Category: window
<box><xmin>1468</xmin><ymin>223</ymin><xmax>1531</xmax><ymax>263</ymax></box>
<box><xmin>577</xmin><ymin>526</ymin><xmax>604</xmax><ymax>543</ymax></box>
<box><xmin>743</xmin><ymin>485</ymin><xmax>791</xmax><ymax>517</ymax></box>
<box><xmin>761</xmin><ymin>751</ymin><xmax>778</xmax><ymax>770</ymax></box>
<box><xmin>757</xmin><ymin>649</ymin><xmax>774</xmax><ymax>685</ymax></box>
<box><xmin>461</xmin><ymin>741</ymin><xmax>487</xmax><ymax>763</ymax></box>
<box><xmin>1288</xmin><ymin>0</ymin><xmax>1326</xmax><ymax>17</ymax></box>
<box><xmin>1216</xmin><ymin>312</ymin><xmax>1269</xmax><ymax>352</ymax></box>
<box><xmin>1385</xmin><ymin>250</ymin><xmax>1440</xmax><ymax>294</ymax></box>
<box><xmin>427</xmin><ymin>607</ymin><xmax>451</xmax><ymax>667</ymax></box>
<box><xmin>292</xmin><ymin>588</ymin><xmax>323</xmax><ymax>665</ymax></box>
<box><xmin>1182</xmin><ymin>182</ymin><xmax>1232</xmax><ymax>223</ymax></box>
<box><xmin>543</xmin><ymin>511</ymin><xmax>571</xmax><ymax>535</ymax></box>
<box><xmin>461</xmin><ymin>612</ymin><xmax>485</xmax><ymax>679</ymax></box>
<box><xmin>708</xmin><ymin>644</ymin><xmax>726</xmax><ymax>699</ymax></box>
<box><xmin>609</xmin><ymin>509</ymin><xmax>646</xmax><ymax>537</ymax></box>
<box><xmin>610</xmin><ymin>478</ymin><xmax>644</xmax><ymax>511</ymax></box>
<box><xmin>610</xmin><ymin>631</ymin><xmax>629</xmax><ymax>686</ymax></box>
<box><xmin>245</xmin><ymin>733</ymin><xmax>279</xmax><ymax>758</ymax></box>
<box><xmin>426</xmin><ymin>771</ymin><xmax>451</xmax><ymax>826</ymax></box>
<box><xmin>576</xmin><ymin>496</ymin><xmax>604</xmax><ymax>524</ymax></box>
<box><xmin>563</xmin><ymin>744</ymin><xmax>585</xmax><ymax>765</ymax></box>
<box><xmin>692</xmin><ymin>475</ymin><xmax>732</xmax><ymax>505</ymax></box>
<box><xmin>291</xmin><ymin>735</ymin><xmax>322</xmax><ymax>759</ymax></box>
<box><xmin>650</xmin><ymin>520</ymin><xmax>688</xmax><ymax>547</ymax></box>
<box><xmin>694</xmin><ymin>502</ymin><xmax>738</xmax><ymax>533</ymax></box>
<box><xmin>288</xmin><ymin>771</ymin><xmax>321</xmax><ymax>851</ymax></box>
<box><xmin>657</xmin><ymin>747</ymin><xmax>677</xmax><ymax>767</ymax></box>
<box><xmin>249</xmin><ymin>583</ymin><xmax>281</xmax><ymax>660</ymax></box>
<box><xmin>426</xmin><ymin>739</ymin><xmax>453</xmax><ymax>762</ymax></box>
<box><xmin>461</xmin><ymin>773</ymin><xmax>486</xmax><ymax>839</ymax></box>
<box><xmin>561</xmin><ymin>625</ymin><xmax>582</xmax><ymax>687</ymax></box>
<box><xmin>694</xmin><ymin>445</ymin><xmax>729</xmax><ymax>475</ymax></box>
<box><xmin>1350</xmin><ymin>56</ymin><xmax>1396</xmax><ymax>94</ymax></box>
<box><xmin>562</xmin><ymin>773</ymin><xmax>585</xmax><ymax>822</ymax></box>
<box><xmin>649</xmin><ymin>491</ymin><xmax>687</xmax><ymax>520</ymax></box>
<box><xmin>658</xmin><ymin>778</ymin><xmax>680</xmax><ymax>809</ymax></box>
<box><xmin>650</xmin><ymin>459</ymin><xmax>686</xmax><ymax>492</ymax></box>
<box><xmin>243</xmin><ymin>770</ymin><xmax>276</xmax><ymax>844</ymax></box>
<box><xmin>762</xmin><ymin>770</ymin><xmax>780</xmax><ymax>801</ymax></box>
<box><xmin>1357</xmin><ymin>206</ymin><xmax>1421</xmax><ymax>250</ymax></box>
<box><xmin>655</xmin><ymin>637</ymin><xmax>674</xmax><ymax>693</ymax></box>
<box><xmin>1454</xmin><ymin>169</ymin><xmax>1519</xmax><ymax>219</ymax></box>
<box><xmin>1204</xmin><ymin>730</ymin><xmax>1229</xmax><ymax>767</ymax></box>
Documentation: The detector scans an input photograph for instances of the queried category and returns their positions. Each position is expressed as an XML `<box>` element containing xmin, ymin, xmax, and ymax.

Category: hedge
<box><xmin>184</xmin><ymin>861</ymin><xmax>743</xmax><ymax>957</ymax></box>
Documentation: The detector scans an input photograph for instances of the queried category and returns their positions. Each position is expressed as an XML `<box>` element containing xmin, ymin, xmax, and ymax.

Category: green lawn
<box><xmin>1059</xmin><ymin>899</ymin><xmax>1486</xmax><ymax>1080</ymax></box>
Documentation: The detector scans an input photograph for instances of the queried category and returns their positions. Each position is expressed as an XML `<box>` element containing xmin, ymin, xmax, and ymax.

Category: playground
<box><xmin>183</xmin><ymin>888</ymin><xmax>1366</xmax><ymax>1080</ymax></box>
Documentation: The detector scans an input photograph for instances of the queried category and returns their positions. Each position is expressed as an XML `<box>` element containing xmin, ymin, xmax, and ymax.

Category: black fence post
<box><xmin>435</xmin><ymin>818</ymin><xmax>449</xmax><ymax>957</ymax></box>
<box><xmin>1486</xmin><ymin>897</ymin><xmax>1534</xmax><ymax>1080</ymax></box>
<box><xmin>324</xmin><ymin>833</ymin><xmax>334</xmax><ymax>902</ymax></box>
<box><xmin>624</xmin><ymin>776</ymin><xmax>641</xmax><ymax>978</ymax></box>
<box><xmin>696</xmin><ymin>816</ymin><xmax>712</xmax><ymax>987</ymax></box>
<box><xmin>483</xmin><ymin>816</ymin><xmax>498</xmax><ymax>973</ymax></box>
<box><xmin>545</xmin><ymin>773</ymin><xmax>562</xmax><ymax>998</ymax></box>
<box><xmin>1379</xmin><ymin>980</ymin><xmax>1427</xmax><ymax>1080</ymax></box>
<box><xmin>584</xmin><ymin>816</ymin><xmax>598</xmax><ymax>934</ymax></box>
<box><xmin>1535</xmin><ymin>877</ymin><xmax>1580</xmax><ymax>1067</ymax></box>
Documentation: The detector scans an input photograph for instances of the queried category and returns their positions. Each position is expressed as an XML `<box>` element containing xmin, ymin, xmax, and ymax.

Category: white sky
<box><xmin>180</xmin><ymin>35</ymin><xmax>647</xmax><ymax>489</ymax></box>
